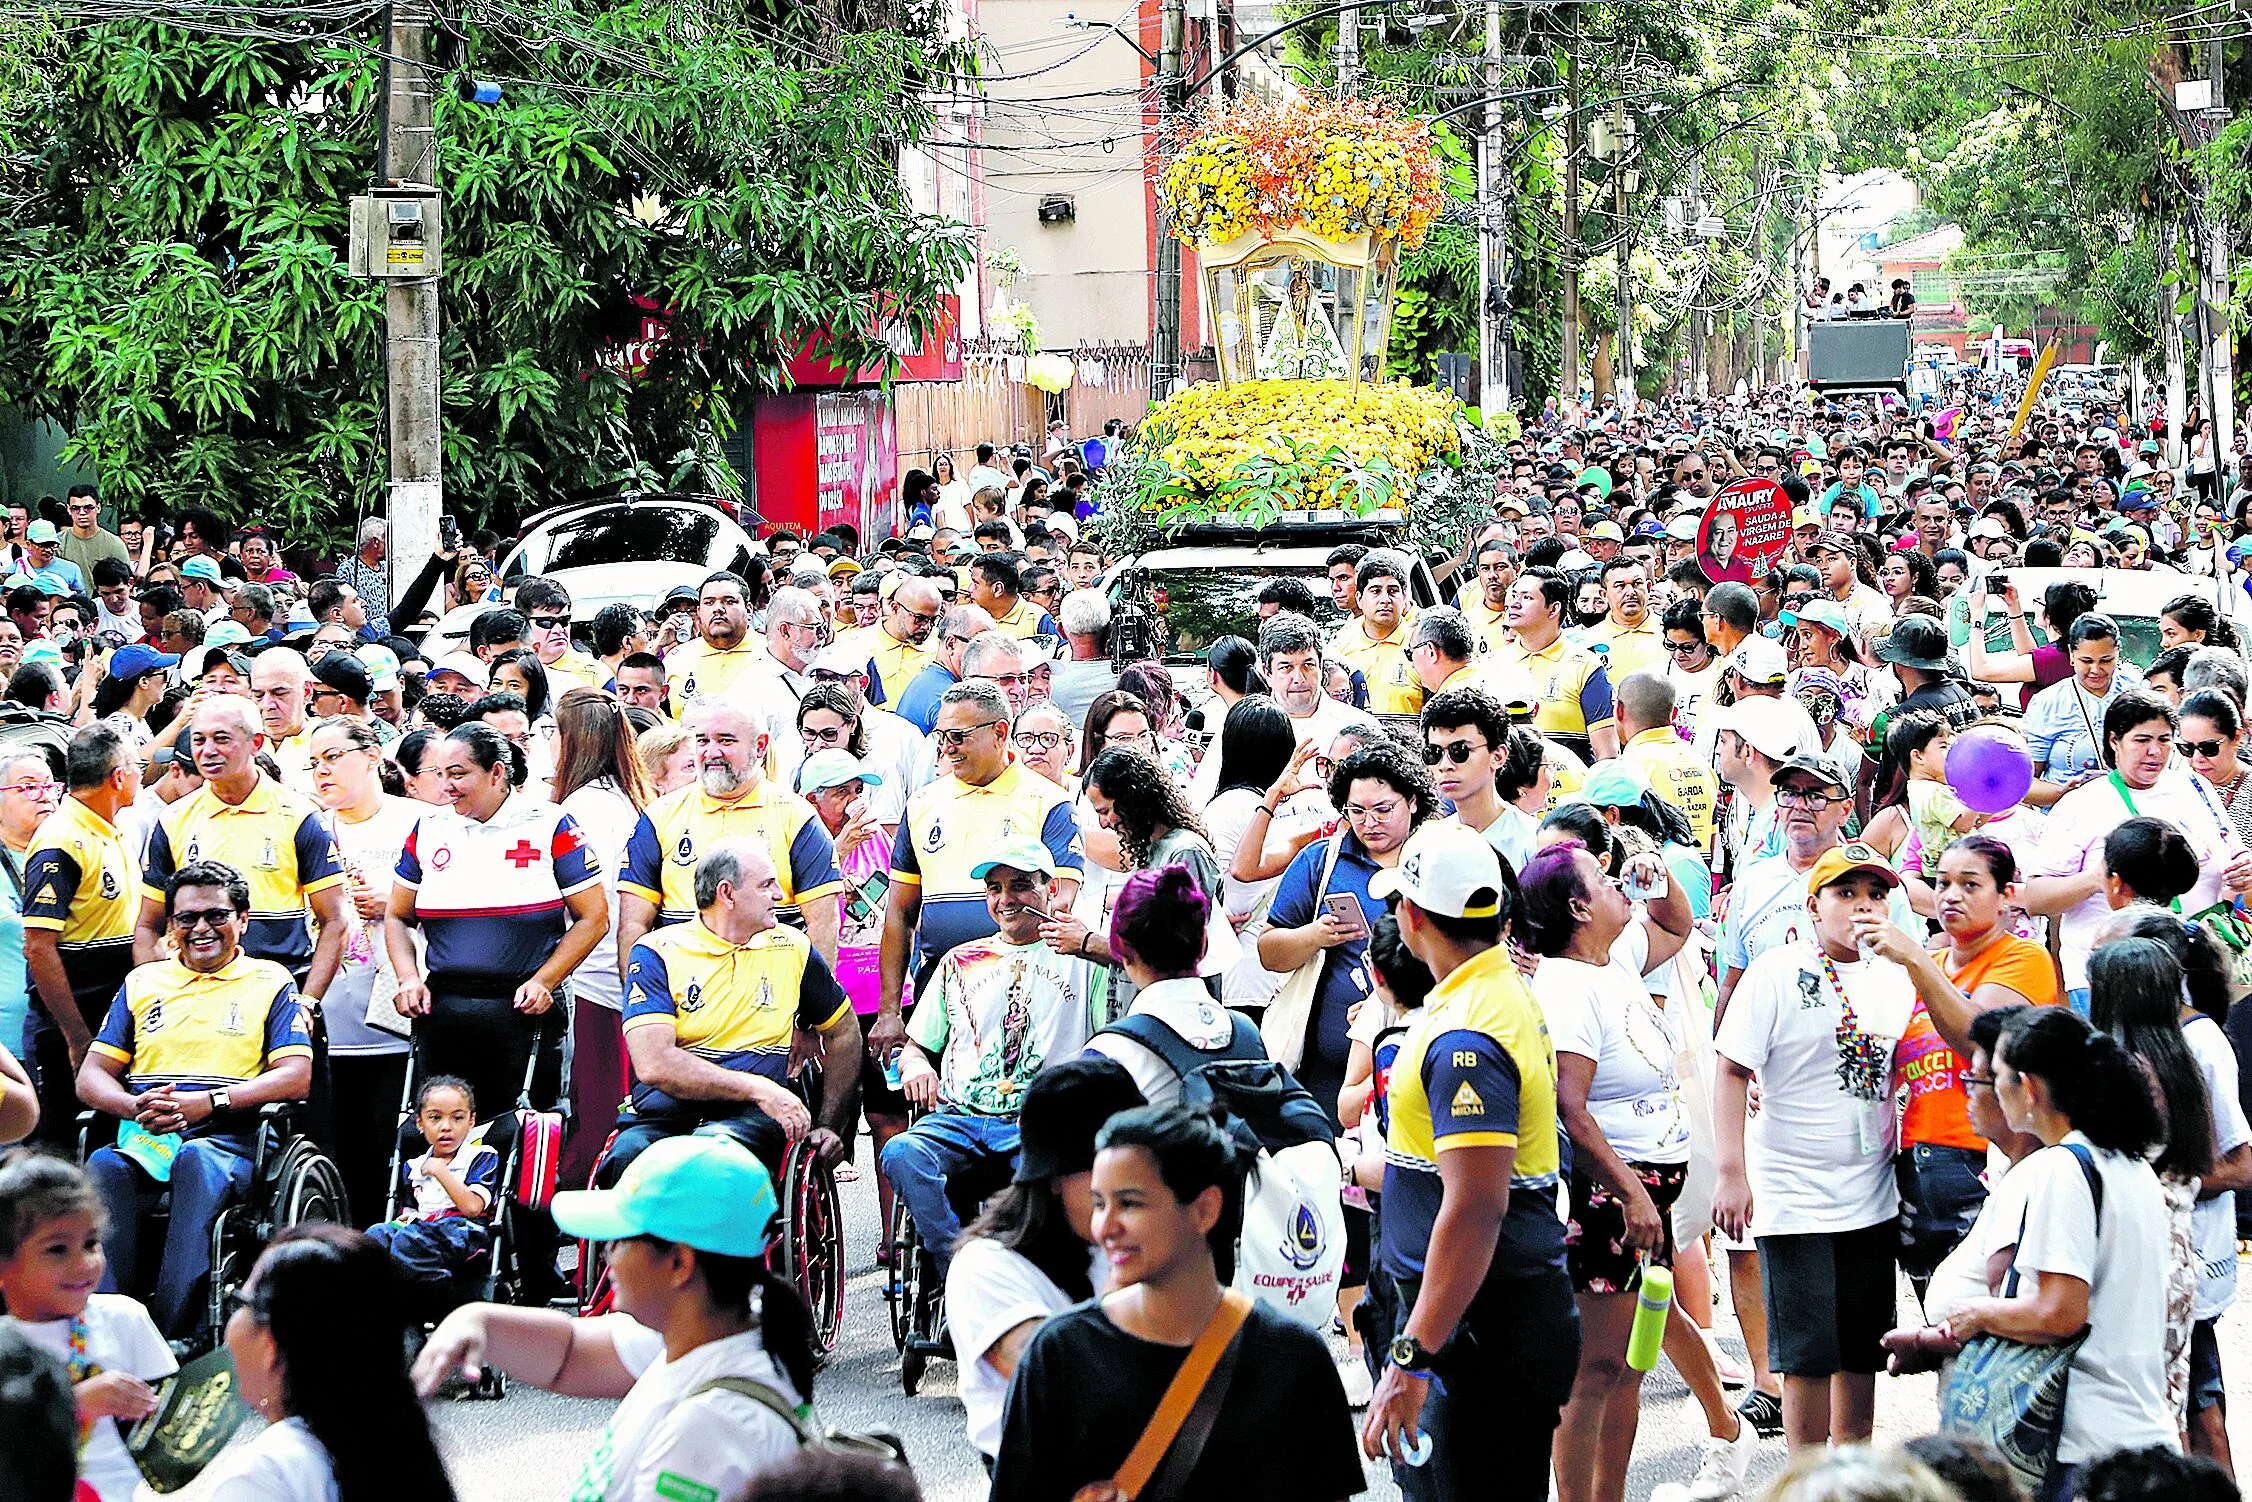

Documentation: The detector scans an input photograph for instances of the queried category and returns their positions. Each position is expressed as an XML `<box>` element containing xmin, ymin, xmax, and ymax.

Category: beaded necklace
<box><xmin>68</xmin><ymin>1311</ymin><xmax>99</xmax><ymax>1451</ymax></box>
<box><xmin>1816</xmin><ymin>946</ymin><xmax>1893</xmax><ymax>1101</ymax></box>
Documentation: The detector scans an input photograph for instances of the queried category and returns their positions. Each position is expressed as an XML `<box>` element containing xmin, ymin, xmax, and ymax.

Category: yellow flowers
<box><xmin>1138</xmin><ymin>379</ymin><xmax>1464</xmax><ymax>514</ymax></box>
<box><xmin>1159</xmin><ymin>98</ymin><xmax>1443</xmax><ymax>250</ymax></box>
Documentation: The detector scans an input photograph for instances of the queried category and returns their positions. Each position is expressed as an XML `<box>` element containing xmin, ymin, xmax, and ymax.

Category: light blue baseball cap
<box><xmin>179</xmin><ymin>555</ymin><xmax>224</xmax><ymax>585</ymax></box>
<box><xmin>549</xmin><ymin>1134</ymin><xmax>777</xmax><ymax>1258</ymax></box>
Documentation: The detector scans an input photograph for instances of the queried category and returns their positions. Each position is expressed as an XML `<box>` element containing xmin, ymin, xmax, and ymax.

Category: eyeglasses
<box><xmin>1344</xmin><ymin>798</ymin><xmax>1403</xmax><ymax>824</ymax></box>
<box><xmin>528</xmin><ymin>614</ymin><xmax>570</xmax><ymax>631</ymax></box>
<box><xmin>1664</xmin><ymin>639</ymin><xmax>1705</xmax><ymax>656</ymax></box>
<box><xmin>941</xmin><ymin>632</ymin><xmax>976</xmax><ymax>649</ymax></box>
<box><xmin>800</xmin><ymin>722</ymin><xmax>850</xmax><ymax>746</ymax></box>
<box><xmin>0</xmin><ymin>780</ymin><xmax>59</xmax><ymax>799</ymax></box>
<box><xmin>171</xmin><ymin>907</ymin><xmax>235</xmax><ymax>930</ymax></box>
<box><xmin>2183</xmin><ymin>738</ymin><xmax>2229</xmax><ymax>758</ymax></box>
<box><xmin>311</xmin><ymin>747</ymin><xmax>373</xmax><ymax>770</ymax></box>
<box><xmin>1421</xmin><ymin>738</ymin><xmax>1487</xmax><ymax>766</ymax></box>
<box><xmin>1014</xmin><ymin>731</ymin><xmax>1066</xmax><ymax>752</ymax></box>
<box><xmin>934</xmin><ymin>720</ymin><xmax>1004</xmax><ymax>751</ymax></box>
<box><xmin>1960</xmin><ymin>1073</ymin><xmax>1997</xmax><ymax>1093</ymax></box>
<box><xmin>1775</xmin><ymin>788</ymin><xmax>1847</xmax><ymax>809</ymax></box>
<box><xmin>891</xmin><ymin>604</ymin><xmax>939</xmax><ymax>629</ymax></box>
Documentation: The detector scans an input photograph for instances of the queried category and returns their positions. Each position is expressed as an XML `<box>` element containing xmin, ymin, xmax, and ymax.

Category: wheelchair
<box><xmin>382</xmin><ymin>1045</ymin><xmax>562</xmax><ymax>1397</ymax></box>
<box><xmin>79</xmin><ymin>1103</ymin><xmax>347</xmax><ymax>1356</ymax></box>
<box><xmin>881</xmin><ymin>1133</ymin><xmax>1015</xmax><ymax>1396</ymax></box>
<box><xmin>574</xmin><ymin>1122</ymin><xmax>846</xmax><ymax>1366</ymax></box>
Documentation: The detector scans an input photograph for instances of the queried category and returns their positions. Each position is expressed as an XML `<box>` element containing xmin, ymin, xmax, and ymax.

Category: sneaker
<box><xmin>1336</xmin><ymin>1356</ymin><xmax>1373</xmax><ymax>1409</ymax></box>
<box><xmin>1736</xmin><ymin>1388</ymin><xmax>1783</xmax><ymax>1439</ymax></box>
<box><xmin>1647</xmin><ymin>1417</ymin><xmax>1757</xmax><ymax>1502</ymax></box>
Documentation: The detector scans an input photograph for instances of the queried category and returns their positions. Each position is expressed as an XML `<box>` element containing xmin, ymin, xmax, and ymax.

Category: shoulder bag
<box><xmin>689</xmin><ymin>1375</ymin><xmax>908</xmax><ymax>1467</ymax></box>
<box><xmin>1938</xmin><ymin>1142</ymin><xmax>2103</xmax><ymax>1496</ymax></box>
<box><xmin>1258</xmin><ymin>836</ymin><xmax>1345</xmax><ymax>1072</ymax></box>
<box><xmin>1073</xmin><ymin>1289</ymin><xmax>1255</xmax><ymax>1502</ymax></box>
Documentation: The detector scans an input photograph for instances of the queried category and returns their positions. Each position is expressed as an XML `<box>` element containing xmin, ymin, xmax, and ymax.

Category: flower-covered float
<box><xmin>1094</xmin><ymin>96</ymin><xmax>1510</xmax><ymax>542</ymax></box>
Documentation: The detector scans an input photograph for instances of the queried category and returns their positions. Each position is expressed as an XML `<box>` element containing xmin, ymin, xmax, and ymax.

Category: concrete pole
<box><xmin>1476</xmin><ymin>0</ymin><xmax>1511</xmax><ymax>417</ymax></box>
<box><xmin>1613</xmin><ymin>101</ymin><xmax>1633</xmax><ymax>412</ymax></box>
<box><xmin>381</xmin><ymin>0</ymin><xmax>442</xmax><ymax>599</ymax></box>
<box><xmin>1559</xmin><ymin>36</ymin><xmax>1581</xmax><ymax>404</ymax></box>
<box><xmin>2204</xmin><ymin>39</ymin><xmax>2235</xmax><ymax>457</ymax></box>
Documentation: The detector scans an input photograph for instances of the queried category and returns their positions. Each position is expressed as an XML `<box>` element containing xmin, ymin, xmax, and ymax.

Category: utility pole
<box><xmin>1612</xmin><ymin>98</ymin><xmax>1633</xmax><ymax>412</ymax></box>
<box><xmin>1475</xmin><ymin>0</ymin><xmax>1512</xmax><ymax>418</ymax></box>
<box><xmin>2165</xmin><ymin>217</ymin><xmax>2188</xmax><ymax>467</ymax></box>
<box><xmin>1559</xmin><ymin>32</ymin><xmax>1581</xmax><ymax>404</ymax></box>
<box><xmin>1149</xmin><ymin>0</ymin><xmax>1186</xmax><ymax>404</ymax></box>
<box><xmin>2202</xmin><ymin>38</ymin><xmax>2235</xmax><ymax>457</ymax></box>
<box><xmin>1334</xmin><ymin>0</ymin><xmax>1359</xmax><ymax>97</ymax></box>
<box><xmin>379</xmin><ymin>0</ymin><xmax>442</xmax><ymax>601</ymax></box>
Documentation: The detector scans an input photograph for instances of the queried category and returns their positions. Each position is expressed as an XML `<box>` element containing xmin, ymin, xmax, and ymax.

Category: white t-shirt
<box><xmin>2026</xmin><ymin>767</ymin><xmax>2244</xmax><ymax>989</ymax></box>
<box><xmin>200</xmin><ymin>1416</ymin><xmax>338</xmax><ymax>1502</ymax></box>
<box><xmin>571</xmin><ymin>1326</ymin><xmax>802</xmax><ymax>1502</ymax></box>
<box><xmin>4</xmin><ymin>1295</ymin><xmax>174</xmax><ymax>1502</ymax></box>
<box><xmin>2183</xmin><ymin>1012</ymin><xmax>2251</xmax><ymax>1320</ymax></box>
<box><xmin>1203</xmin><ymin>787</ymin><xmax>1289</xmax><ymax>1008</ymax></box>
<box><xmin>325</xmin><ymin>795</ymin><xmax>424</xmax><ymax>1055</ymax></box>
<box><xmin>1533</xmin><ymin>924</ymin><xmax>1690</xmax><ymax>1164</ymax></box>
<box><xmin>2011</xmin><ymin>1135</ymin><xmax>2176</xmax><ymax>1463</ymax></box>
<box><xmin>946</xmin><ymin>1237</ymin><xmax>1077</xmax><ymax>1458</ymax></box>
<box><xmin>559</xmin><ymin>779</ymin><xmax>638</xmax><ymax>1011</ymax></box>
<box><xmin>1714</xmin><ymin>940</ymin><xmax>1912</xmax><ymax>1236</ymax></box>
<box><xmin>1922</xmin><ymin>1156</ymin><xmax>2032</xmax><ymax>1324</ymax></box>
<box><xmin>1718</xmin><ymin>847</ymin><xmax>1916</xmax><ymax>976</ymax></box>
<box><xmin>1288</xmin><ymin>694</ymin><xmax>1381</xmax><ymax>752</ymax></box>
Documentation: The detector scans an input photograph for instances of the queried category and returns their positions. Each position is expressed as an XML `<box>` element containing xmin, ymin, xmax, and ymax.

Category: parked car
<box><xmin>1959</xmin><ymin>564</ymin><xmax>2250</xmax><ymax>670</ymax></box>
<box><xmin>497</xmin><ymin>495</ymin><xmax>755</xmax><ymax>625</ymax></box>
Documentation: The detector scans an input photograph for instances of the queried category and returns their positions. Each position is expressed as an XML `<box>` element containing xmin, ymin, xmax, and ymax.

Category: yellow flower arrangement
<box><xmin>1160</xmin><ymin>98</ymin><xmax>1443</xmax><ymax>251</ymax></box>
<box><xmin>1139</xmin><ymin>378</ymin><xmax>1464</xmax><ymax>513</ymax></box>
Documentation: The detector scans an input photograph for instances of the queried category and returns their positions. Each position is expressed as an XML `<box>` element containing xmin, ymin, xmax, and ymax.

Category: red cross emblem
<box><xmin>504</xmin><ymin>840</ymin><xmax>543</xmax><ymax>868</ymax></box>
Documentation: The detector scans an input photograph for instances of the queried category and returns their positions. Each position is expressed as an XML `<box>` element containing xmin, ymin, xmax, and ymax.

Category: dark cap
<box><xmin>1013</xmin><ymin>1056</ymin><xmax>1147</xmax><ymax>1184</ymax></box>
<box><xmin>1873</xmin><ymin>615</ymin><xmax>1950</xmax><ymax>672</ymax></box>
<box><xmin>311</xmin><ymin>650</ymin><xmax>372</xmax><ymax>704</ymax></box>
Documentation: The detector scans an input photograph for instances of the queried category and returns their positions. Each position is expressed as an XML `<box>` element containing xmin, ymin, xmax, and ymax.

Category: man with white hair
<box><xmin>1051</xmin><ymin>588</ymin><xmax>1118</xmax><ymax>728</ymax></box>
<box><xmin>249</xmin><ymin>648</ymin><xmax>316</xmax><ymax>792</ymax></box>
<box><xmin>727</xmin><ymin>585</ymin><xmax>826</xmax><ymax>769</ymax></box>
<box><xmin>336</xmin><ymin>517</ymin><xmax>389</xmax><ymax>630</ymax></box>
<box><xmin>961</xmin><ymin>631</ymin><xmax>1034</xmax><ymax>717</ymax></box>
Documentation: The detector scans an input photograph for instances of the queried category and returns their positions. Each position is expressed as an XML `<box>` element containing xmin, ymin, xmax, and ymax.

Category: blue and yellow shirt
<box><xmin>832</xmin><ymin>625</ymin><xmax>931</xmax><ymax>708</ymax></box>
<box><xmin>622</xmin><ymin>919</ymin><xmax>850</xmax><ymax>1114</ymax></box>
<box><xmin>621</xmin><ymin>780</ymin><xmax>841</xmax><ymax>930</ymax></box>
<box><xmin>22</xmin><ymin>795</ymin><xmax>139</xmax><ymax>1012</ymax></box>
<box><xmin>1491</xmin><ymin>633</ymin><xmax>1615</xmax><ymax>740</ymax></box>
<box><xmin>1382</xmin><ymin>944</ymin><xmax>1565</xmax><ymax>1283</ymax></box>
<box><xmin>90</xmin><ymin>953</ymin><xmax>311</xmax><ymax>1139</ymax></box>
<box><xmin>142</xmin><ymin>777</ymin><xmax>345</xmax><ymax>974</ymax></box>
<box><xmin>1582</xmin><ymin>615</ymin><xmax>1666</xmax><ymax>681</ymax></box>
<box><xmin>1330</xmin><ymin>618</ymin><xmax>1424</xmax><ymax>717</ymax></box>
<box><xmin>665</xmin><ymin>635</ymin><xmax>766</xmax><ymax>710</ymax></box>
<box><xmin>891</xmin><ymin>762</ymin><xmax>1083</xmax><ymax>974</ymax></box>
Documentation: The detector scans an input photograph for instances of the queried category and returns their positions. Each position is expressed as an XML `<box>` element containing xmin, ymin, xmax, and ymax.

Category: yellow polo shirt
<box><xmin>622</xmin><ymin>919</ymin><xmax>849</xmax><ymax>1113</ymax></box>
<box><xmin>832</xmin><ymin>625</ymin><xmax>932</xmax><ymax>708</ymax></box>
<box><xmin>89</xmin><ymin>953</ymin><xmax>312</xmax><ymax>1096</ymax></box>
<box><xmin>989</xmin><ymin>598</ymin><xmax>1055</xmax><ymax>641</ymax></box>
<box><xmin>665</xmin><ymin>636</ymin><xmax>765</xmax><ymax>708</ymax></box>
<box><xmin>1490</xmin><ymin>633</ymin><xmax>1615</xmax><ymax>740</ymax></box>
<box><xmin>23</xmin><ymin>795</ymin><xmax>139</xmax><ymax>1010</ymax></box>
<box><xmin>1582</xmin><ymin>614</ymin><xmax>1665</xmax><ymax>682</ymax></box>
<box><xmin>1619</xmin><ymin>726</ymin><xmax>1719</xmax><ymax>854</ymax></box>
<box><xmin>1463</xmin><ymin>596</ymin><xmax>1512</xmax><ymax>656</ymax></box>
<box><xmin>142</xmin><ymin>777</ymin><xmax>344</xmax><ymax>972</ymax></box>
<box><xmin>542</xmin><ymin>646</ymin><xmax>609</xmax><ymax>695</ymax></box>
<box><xmin>620</xmin><ymin>780</ymin><xmax>842</xmax><ymax>928</ymax></box>
<box><xmin>1331</xmin><ymin>617</ymin><xmax>1424</xmax><ymax>717</ymax></box>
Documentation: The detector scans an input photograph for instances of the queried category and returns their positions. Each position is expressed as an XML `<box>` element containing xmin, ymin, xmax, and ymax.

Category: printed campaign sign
<box><xmin>1696</xmin><ymin>478</ymin><xmax>1794</xmax><ymax>584</ymax></box>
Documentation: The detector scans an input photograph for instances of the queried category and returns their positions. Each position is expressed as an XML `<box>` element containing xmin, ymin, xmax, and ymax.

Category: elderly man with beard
<box><xmin>617</xmin><ymin>700</ymin><xmax>841</xmax><ymax>973</ymax></box>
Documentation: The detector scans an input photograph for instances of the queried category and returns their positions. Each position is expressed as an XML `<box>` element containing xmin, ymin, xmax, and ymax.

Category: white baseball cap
<box><xmin>1716</xmin><ymin>694</ymin><xmax>1808</xmax><ymax>761</ymax></box>
<box><xmin>427</xmin><ymin>651</ymin><xmax>490</xmax><ymax>691</ymax></box>
<box><xmin>1367</xmin><ymin>822</ymin><xmax>1507</xmax><ymax>920</ymax></box>
<box><xmin>1724</xmin><ymin>635</ymin><xmax>1789</xmax><ymax>686</ymax></box>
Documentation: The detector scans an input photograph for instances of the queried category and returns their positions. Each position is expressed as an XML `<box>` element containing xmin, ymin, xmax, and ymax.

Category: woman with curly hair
<box><xmin>1041</xmin><ymin>746</ymin><xmax>1234</xmax><ymax>1005</ymax></box>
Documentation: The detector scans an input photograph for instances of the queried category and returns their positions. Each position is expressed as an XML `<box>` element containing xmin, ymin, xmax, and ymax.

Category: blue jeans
<box><xmin>90</xmin><ymin>1135</ymin><xmax>252</xmax><ymax>1337</ymax></box>
<box><xmin>879</xmin><ymin>1109</ymin><xmax>1020</xmax><ymax>1263</ymax></box>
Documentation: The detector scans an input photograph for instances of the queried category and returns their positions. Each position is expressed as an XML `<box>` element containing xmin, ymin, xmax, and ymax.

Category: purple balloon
<box><xmin>1945</xmin><ymin>724</ymin><xmax>2034</xmax><ymax>815</ymax></box>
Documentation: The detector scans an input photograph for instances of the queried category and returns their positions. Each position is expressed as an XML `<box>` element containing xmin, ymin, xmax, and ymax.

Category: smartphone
<box><xmin>1323</xmin><ymin>891</ymin><xmax>1367</xmax><ymax>934</ymax></box>
<box><xmin>439</xmin><ymin>514</ymin><xmax>461</xmax><ymax>551</ymax></box>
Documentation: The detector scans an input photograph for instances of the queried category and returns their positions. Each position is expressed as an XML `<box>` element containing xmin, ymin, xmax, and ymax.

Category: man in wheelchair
<box><xmin>74</xmin><ymin>860</ymin><xmax>314</xmax><ymax>1337</ymax></box>
<box><xmin>882</xmin><ymin>840</ymin><xmax>1107</xmax><ymax>1270</ymax></box>
<box><xmin>614</xmin><ymin>841</ymin><xmax>861</xmax><ymax>1185</ymax></box>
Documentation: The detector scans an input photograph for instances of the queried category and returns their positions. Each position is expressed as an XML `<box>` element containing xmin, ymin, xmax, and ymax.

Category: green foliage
<box><xmin>0</xmin><ymin>0</ymin><xmax>974</xmax><ymax>548</ymax></box>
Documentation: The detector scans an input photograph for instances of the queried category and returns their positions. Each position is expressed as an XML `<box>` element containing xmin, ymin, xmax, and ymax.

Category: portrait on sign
<box><xmin>1696</xmin><ymin>478</ymin><xmax>1795</xmax><ymax>585</ymax></box>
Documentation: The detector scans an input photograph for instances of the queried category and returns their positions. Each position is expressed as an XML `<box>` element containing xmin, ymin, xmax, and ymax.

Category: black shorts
<box><xmin>1757</xmin><ymin>1221</ymin><xmax>1896</xmax><ymax>1376</ymax></box>
<box><xmin>858</xmin><ymin>1019</ymin><xmax>910</xmax><ymax>1119</ymax></box>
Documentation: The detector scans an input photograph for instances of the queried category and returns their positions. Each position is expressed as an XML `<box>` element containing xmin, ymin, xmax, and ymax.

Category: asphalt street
<box><xmin>165</xmin><ymin>1152</ymin><xmax>2252</xmax><ymax>1502</ymax></box>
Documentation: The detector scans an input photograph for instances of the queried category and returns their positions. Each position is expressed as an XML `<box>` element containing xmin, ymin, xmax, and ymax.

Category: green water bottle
<box><xmin>1626</xmin><ymin>1262</ymin><xmax>1673</xmax><ymax>1373</ymax></box>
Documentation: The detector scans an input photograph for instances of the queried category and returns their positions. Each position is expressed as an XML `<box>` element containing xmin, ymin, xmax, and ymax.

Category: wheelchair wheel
<box><xmin>883</xmin><ymin>1193</ymin><xmax>918</xmax><ymax>1355</ymax></box>
<box><xmin>264</xmin><ymin>1140</ymin><xmax>348</xmax><ymax>1236</ymax></box>
<box><xmin>775</xmin><ymin>1141</ymin><xmax>845</xmax><ymax>1367</ymax></box>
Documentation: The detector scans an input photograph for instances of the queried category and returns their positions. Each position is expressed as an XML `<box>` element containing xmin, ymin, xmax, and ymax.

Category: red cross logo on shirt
<box><xmin>503</xmin><ymin>840</ymin><xmax>543</xmax><ymax>868</ymax></box>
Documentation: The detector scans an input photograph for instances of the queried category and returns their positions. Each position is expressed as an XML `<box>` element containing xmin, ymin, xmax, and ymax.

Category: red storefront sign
<box><xmin>752</xmin><ymin>389</ymin><xmax>899</xmax><ymax>542</ymax></box>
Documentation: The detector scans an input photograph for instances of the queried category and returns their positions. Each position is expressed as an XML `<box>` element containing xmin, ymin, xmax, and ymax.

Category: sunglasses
<box><xmin>528</xmin><ymin>614</ymin><xmax>571</xmax><ymax>631</ymax></box>
<box><xmin>934</xmin><ymin>720</ymin><xmax>1004</xmax><ymax>751</ymax></box>
<box><xmin>171</xmin><ymin>907</ymin><xmax>235</xmax><ymax>930</ymax></box>
<box><xmin>2182</xmin><ymin>738</ymin><xmax>2229</xmax><ymax>758</ymax></box>
<box><xmin>1421</xmin><ymin>738</ymin><xmax>1487</xmax><ymax>766</ymax></box>
<box><xmin>1664</xmin><ymin>639</ymin><xmax>1705</xmax><ymax>656</ymax></box>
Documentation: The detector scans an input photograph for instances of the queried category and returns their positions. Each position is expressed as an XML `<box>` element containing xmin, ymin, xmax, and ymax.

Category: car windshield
<box><xmin>1968</xmin><ymin>604</ymin><xmax>2162</xmax><ymax>670</ymax></box>
<box><xmin>516</xmin><ymin>509</ymin><xmax>722</xmax><ymax>574</ymax></box>
<box><xmin>1125</xmin><ymin>563</ymin><xmax>1348</xmax><ymax>659</ymax></box>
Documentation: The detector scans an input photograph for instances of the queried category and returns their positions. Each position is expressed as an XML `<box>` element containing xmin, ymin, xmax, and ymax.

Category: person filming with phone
<box><xmin>882</xmin><ymin>840</ymin><xmax>1108</xmax><ymax>1271</ymax></box>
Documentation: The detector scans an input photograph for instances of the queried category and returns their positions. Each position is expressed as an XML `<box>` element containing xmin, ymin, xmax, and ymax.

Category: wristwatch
<box><xmin>207</xmin><ymin>1088</ymin><xmax>233</xmax><ymax>1117</ymax></box>
<box><xmin>1389</xmin><ymin>1334</ymin><xmax>1438</xmax><ymax>1374</ymax></box>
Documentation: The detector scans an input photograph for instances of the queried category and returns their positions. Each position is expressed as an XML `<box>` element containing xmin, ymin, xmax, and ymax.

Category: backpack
<box><xmin>689</xmin><ymin>1376</ymin><xmax>908</xmax><ymax>1467</ymax></box>
<box><xmin>1098</xmin><ymin>1012</ymin><xmax>1347</xmax><ymax>1329</ymax></box>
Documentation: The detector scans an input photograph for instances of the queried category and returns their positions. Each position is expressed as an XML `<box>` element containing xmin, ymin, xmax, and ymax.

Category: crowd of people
<box><xmin>0</xmin><ymin>381</ymin><xmax>2248</xmax><ymax>1502</ymax></box>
